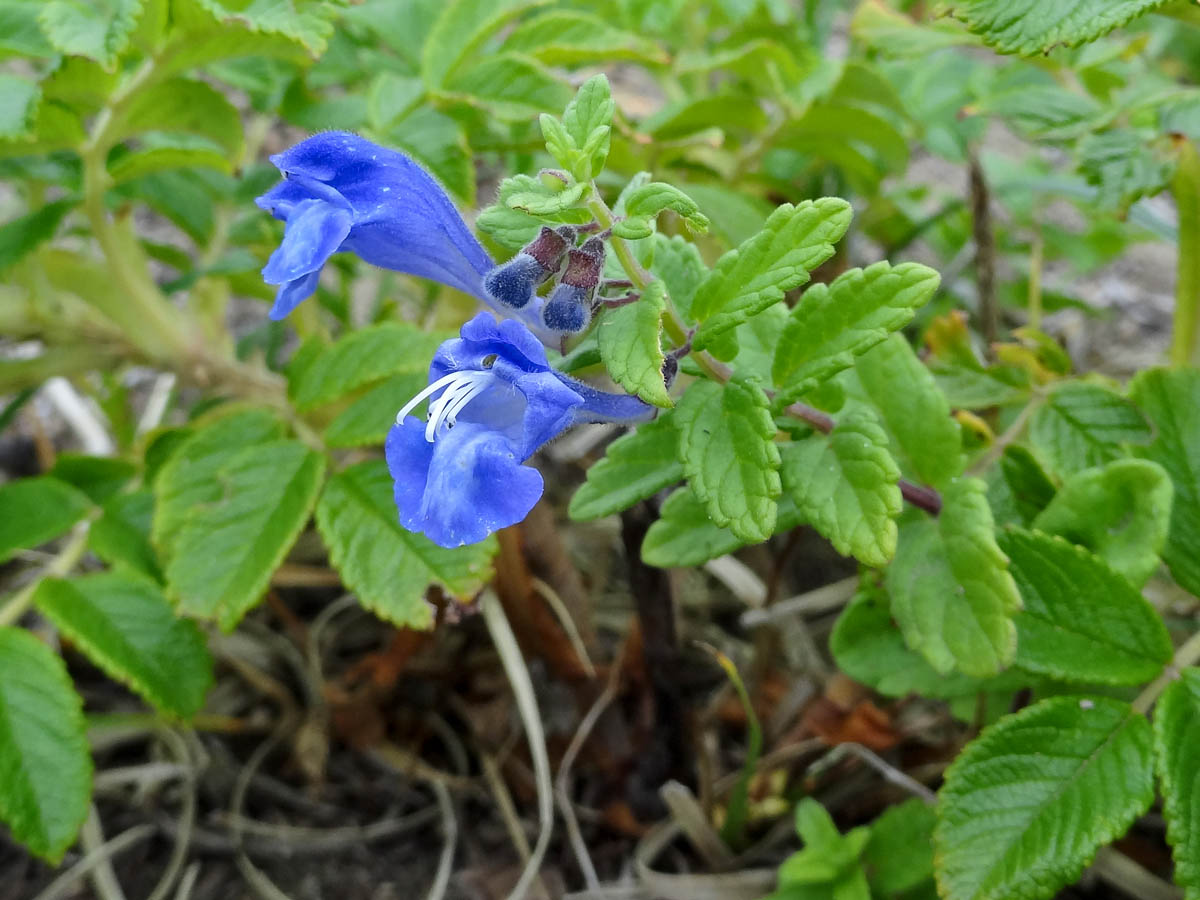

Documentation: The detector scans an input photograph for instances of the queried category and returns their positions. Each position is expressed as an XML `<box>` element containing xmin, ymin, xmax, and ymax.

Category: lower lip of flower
<box><xmin>394</xmin><ymin>369</ymin><xmax>496</xmax><ymax>442</ymax></box>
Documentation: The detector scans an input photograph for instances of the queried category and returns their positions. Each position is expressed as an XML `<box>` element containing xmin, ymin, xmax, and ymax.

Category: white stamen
<box><xmin>395</xmin><ymin>369</ymin><xmax>495</xmax><ymax>442</ymax></box>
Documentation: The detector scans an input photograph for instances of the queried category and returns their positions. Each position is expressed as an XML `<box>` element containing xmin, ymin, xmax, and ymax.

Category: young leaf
<box><xmin>1131</xmin><ymin>368</ymin><xmax>1200</xmax><ymax>597</ymax></box>
<box><xmin>506</xmin><ymin>178</ymin><xmax>588</xmax><ymax>216</ymax></box>
<box><xmin>89</xmin><ymin>489</ymin><xmax>163</xmax><ymax>582</ymax></box>
<box><xmin>641</xmin><ymin>486</ymin><xmax>803</xmax><ymax>568</ymax></box>
<box><xmin>1154</xmin><ymin>668</ymin><xmax>1200</xmax><ymax>900</ymax></box>
<box><xmin>0</xmin><ymin>476</ymin><xmax>92</xmax><ymax>563</ymax></box>
<box><xmin>615</xmin><ymin>182</ymin><xmax>710</xmax><ymax>239</ymax></box>
<box><xmin>324</xmin><ymin>373</ymin><xmax>427</xmax><ymax>449</ymax></box>
<box><xmin>674</xmin><ymin>377</ymin><xmax>781</xmax><ymax>544</ymax></box>
<box><xmin>935</xmin><ymin>696</ymin><xmax>1155</xmax><ymax>900</ymax></box>
<box><xmin>780</xmin><ymin>416</ymin><xmax>902</xmax><ymax>567</ymax></box>
<box><xmin>1029</xmin><ymin>382</ymin><xmax>1151</xmax><ymax>479</ymax></box>
<box><xmin>289</xmin><ymin>323</ymin><xmax>449</xmax><ymax>411</ymax></box>
<box><xmin>773</xmin><ymin>261</ymin><xmax>940</xmax><ymax>405</ymax></box>
<box><xmin>999</xmin><ymin>528</ymin><xmax>1172</xmax><ymax>685</ymax></box>
<box><xmin>772</xmin><ymin>798</ymin><xmax>872</xmax><ymax>899</ymax></box>
<box><xmin>569</xmin><ymin>416</ymin><xmax>683</xmax><ymax>521</ymax></box>
<box><xmin>162</xmin><ymin>438</ymin><xmax>325</xmax><ymax>630</ymax></box>
<box><xmin>691</xmin><ymin>198</ymin><xmax>852</xmax><ymax>354</ymax></box>
<box><xmin>561</xmin><ymin>73</ymin><xmax>614</xmax><ymax>177</ymax></box>
<box><xmin>947</xmin><ymin>0</ymin><xmax>1168</xmax><ymax>55</ymax></box>
<box><xmin>597</xmin><ymin>279</ymin><xmax>672</xmax><ymax>408</ymax></box>
<box><xmin>856</xmin><ymin>334</ymin><xmax>963</xmax><ymax>488</ymax></box>
<box><xmin>1032</xmin><ymin>458</ymin><xmax>1172</xmax><ymax>587</ymax></box>
<box><xmin>33</xmin><ymin>572</ymin><xmax>212</xmax><ymax>718</ymax></box>
<box><xmin>864</xmin><ymin>798</ymin><xmax>938</xmax><ymax>898</ymax></box>
<box><xmin>39</xmin><ymin>0</ymin><xmax>144</xmax><ymax>69</ymax></box>
<box><xmin>0</xmin><ymin>627</ymin><xmax>91</xmax><ymax>863</ymax></box>
<box><xmin>887</xmin><ymin>478</ymin><xmax>1020</xmax><ymax>677</ymax></box>
<box><xmin>315</xmin><ymin>460</ymin><xmax>496</xmax><ymax>628</ymax></box>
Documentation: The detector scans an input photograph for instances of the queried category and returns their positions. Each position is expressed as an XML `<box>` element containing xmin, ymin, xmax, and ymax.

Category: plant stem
<box><xmin>1171</xmin><ymin>138</ymin><xmax>1200</xmax><ymax>367</ymax></box>
<box><xmin>1132</xmin><ymin>627</ymin><xmax>1200</xmax><ymax>715</ymax></box>
<box><xmin>0</xmin><ymin>520</ymin><xmax>92</xmax><ymax>627</ymax></box>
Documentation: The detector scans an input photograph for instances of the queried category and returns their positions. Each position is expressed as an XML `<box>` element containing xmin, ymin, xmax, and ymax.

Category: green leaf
<box><xmin>642</xmin><ymin>486</ymin><xmax>803</xmax><ymax>568</ymax></box>
<box><xmin>887</xmin><ymin>478</ymin><xmax>1020</xmax><ymax>677</ymax></box>
<box><xmin>831</xmin><ymin>589</ymin><xmax>1029</xmax><ymax>701</ymax></box>
<box><xmin>1077</xmin><ymin>129</ymin><xmax>1172</xmax><ymax>212</ymax></box>
<box><xmin>506</xmin><ymin>178</ymin><xmax>588</xmax><ymax>216</ymax></box>
<box><xmin>644</xmin><ymin>95</ymin><xmax>769</xmax><ymax>141</ymax></box>
<box><xmin>421</xmin><ymin>0</ymin><xmax>546</xmax><ymax>88</ymax></box>
<box><xmin>109</xmin><ymin>77</ymin><xmax>243</xmax><ymax>157</ymax></box>
<box><xmin>443</xmin><ymin>53</ymin><xmax>571</xmax><ymax>120</ymax></box>
<box><xmin>539</xmin><ymin>112</ymin><xmax>574</xmax><ymax>171</ymax></box>
<box><xmin>89</xmin><ymin>488</ymin><xmax>162</xmax><ymax>582</ymax></box>
<box><xmin>324</xmin><ymin>373</ymin><xmax>426</xmax><ymax>450</ymax></box>
<box><xmin>597</xmin><ymin>280</ymin><xmax>672</xmax><ymax>408</ymax></box>
<box><xmin>33</xmin><ymin>572</ymin><xmax>212</xmax><ymax>718</ymax></box>
<box><xmin>477</xmin><ymin>173</ymin><xmax>591</xmax><ymax>250</ymax></box>
<box><xmin>985</xmin><ymin>445</ymin><xmax>1056</xmax><ymax>527</ymax></box>
<box><xmin>182</xmin><ymin>0</ymin><xmax>335</xmax><ymax>57</ymax></box>
<box><xmin>999</xmin><ymin>528</ymin><xmax>1172</xmax><ymax>685</ymax></box>
<box><xmin>367</xmin><ymin>72</ymin><xmax>424</xmax><ymax>131</ymax></box>
<box><xmin>502</xmin><ymin>10</ymin><xmax>667</xmax><ymax>65</ymax></box>
<box><xmin>1155</xmin><ymin>668</ymin><xmax>1200</xmax><ymax>900</ymax></box>
<box><xmin>0</xmin><ymin>1</ymin><xmax>55</xmax><ymax>59</ymax></box>
<box><xmin>776</xmin><ymin>798</ymin><xmax>871</xmax><ymax>894</ymax></box>
<box><xmin>48</xmin><ymin>455</ymin><xmax>136</xmax><ymax>504</ymax></box>
<box><xmin>616</xmin><ymin>182</ymin><xmax>710</xmax><ymax>238</ymax></box>
<box><xmin>108</xmin><ymin>144</ymin><xmax>231</xmax><ymax>183</ymax></box>
<box><xmin>163</xmin><ymin>440</ymin><xmax>325</xmax><ymax>630</ymax></box>
<box><xmin>152</xmin><ymin>408</ymin><xmax>285</xmax><ymax>555</ymax></box>
<box><xmin>855</xmin><ymin>335</ymin><xmax>963</xmax><ymax>488</ymax></box>
<box><xmin>674</xmin><ymin>377</ymin><xmax>781</xmax><ymax>544</ymax></box>
<box><xmin>864</xmin><ymin>798</ymin><xmax>937</xmax><ymax>898</ymax></box>
<box><xmin>934</xmin><ymin>696</ymin><xmax>1155</xmax><ymax>900</ymax></box>
<box><xmin>946</xmin><ymin>0</ymin><xmax>1168</xmax><ymax>55</ymax></box>
<box><xmin>0</xmin><ymin>74</ymin><xmax>38</xmax><ymax>140</ymax></box>
<box><xmin>289</xmin><ymin>323</ymin><xmax>449</xmax><ymax>411</ymax></box>
<box><xmin>1130</xmin><ymin>368</ymin><xmax>1200</xmax><ymax>597</ymax></box>
<box><xmin>691</xmin><ymin>198</ymin><xmax>851</xmax><ymax>354</ymax></box>
<box><xmin>772</xmin><ymin>262</ymin><xmax>939</xmax><ymax>405</ymax></box>
<box><xmin>974</xmin><ymin>85</ymin><xmax>1103</xmax><ymax>141</ymax></box>
<box><xmin>569</xmin><ymin>416</ymin><xmax>683</xmax><ymax>521</ymax></box>
<box><xmin>1029</xmin><ymin>382</ymin><xmax>1151</xmax><ymax>480</ymax></box>
<box><xmin>383</xmin><ymin>106</ymin><xmax>475</xmax><ymax>204</ymax></box>
<box><xmin>1032</xmin><ymin>459</ymin><xmax>1172</xmax><ymax>586</ymax></box>
<box><xmin>780</xmin><ymin>416</ymin><xmax>901</xmax><ymax>567</ymax></box>
<box><xmin>0</xmin><ymin>476</ymin><xmax>92</xmax><ymax>563</ymax></box>
<box><xmin>0</xmin><ymin>199</ymin><xmax>75</xmax><ymax>274</ymax></box>
<box><xmin>561</xmin><ymin>73</ymin><xmax>614</xmax><ymax>161</ymax></box>
<box><xmin>39</xmin><ymin>0</ymin><xmax>144</xmax><ymax>69</ymax></box>
<box><xmin>315</xmin><ymin>460</ymin><xmax>496</xmax><ymax>628</ymax></box>
<box><xmin>0</xmin><ymin>627</ymin><xmax>91</xmax><ymax>863</ymax></box>
<box><xmin>649</xmin><ymin>234</ymin><xmax>706</xmax><ymax>319</ymax></box>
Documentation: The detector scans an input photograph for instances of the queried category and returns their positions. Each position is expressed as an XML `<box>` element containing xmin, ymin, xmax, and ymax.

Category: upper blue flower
<box><xmin>257</xmin><ymin>131</ymin><xmax>498</xmax><ymax>321</ymax></box>
<box><xmin>386</xmin><ymin>313</ymin><xmax>653</xmax><ymax>547</ymax></box>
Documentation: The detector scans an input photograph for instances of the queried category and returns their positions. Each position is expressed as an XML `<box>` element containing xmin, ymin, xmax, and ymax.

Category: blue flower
<box><xmin>257</xmin><ymin>131</ymin><xmax>500</xmax><ymax>320</ymax></box>
<box><xmin>386</xmin><ymin>313</ymin><xmax>653</xmax><ymax>547</ymax></box>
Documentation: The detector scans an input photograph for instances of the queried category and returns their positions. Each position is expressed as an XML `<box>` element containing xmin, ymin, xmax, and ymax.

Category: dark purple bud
<box><xmin>483</xmin><ymin>254</ymin><xmax>543</xmax><ymax>309</ymax></box>
<box><xmin>542</xmin><ymin>283</ymin><xmax>591</xmax><ymax>334</ymax></box>
<box><xmin>560</xmin><ymin>241</ymin><xmax>606</xmax><ymax>293</ymax></box>
<box><xmin>523</xmin><ymin>226</ymin><xmax>572</xmax><ymax>279</ymax></box>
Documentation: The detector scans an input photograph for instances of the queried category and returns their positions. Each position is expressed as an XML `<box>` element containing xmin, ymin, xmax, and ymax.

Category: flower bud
<box><xmin>482</xmin><ymin>227</ymin><xmax>574</xmax><ymax>310</ymax></box>
<box><xmin>542</xmin><ymin>283</ymin><xmax>591</xmax><ymax>334</ymax></box>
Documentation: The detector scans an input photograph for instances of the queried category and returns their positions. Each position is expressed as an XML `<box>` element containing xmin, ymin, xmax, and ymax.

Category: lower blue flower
<box><xmin>386</xmin><ymin>313</ymin><xmax>653</xmax><ymax>547</ymax></box>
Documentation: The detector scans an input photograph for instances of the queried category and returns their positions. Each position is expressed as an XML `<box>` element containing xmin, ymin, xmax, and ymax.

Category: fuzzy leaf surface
<box><xmin>1029</xmin><ymin>382</ymin><xmax>1150</xmax><ymax>479</ymax></box>
<box><xmin>315</xmin><ymin>460</ymin><xmax>496</xmax><ymax>628</ymax></box>
<box><xmin>1131</xmin><ymin>368</ymin><xmax>1200</xmax><ymax>596</ymax></box>
<box><xmin>34</xmin><ymin>572</ymin><xmax>212</xmax><ymax>718</ymax></box>
<box><xmin>1155</xmin><ymin>668</ymin><xmax>1200</xmax><ymax>900</ymax></box>
<box><xmin>780</xmin><ymin>416</ymin><xmax>901</xmax><ymax>567</ymax></box>
<box><xmin>773</xmin><ymin>262</ymin><xmax>939</xmax><ymax>405</ymax></box>
<box><xmin>642</xmin><ymin>487</ymin><xmax>803</xmax><ymax>568</ymax></box>
<box><xmin>597</xmin><ymin>280</ymin><xmax>671</xmax><ymax>408</ymax></box>
<box><xmin>1000</xmin><ymin>528</ymin><xmax>1172</xmax><ymax>685</ymax></box>
<box><xmin>935</xmin><ymin>696</ymin><xmax>1155</xmax><ymax>900</ymax></box>
<box><xmin>887</xmin><ymin>478</ymin><xmax>1019</xmax><ymax>677</ymax></box>
<box><xmin>947</xmin><ymin>0</ymin><xmax>1168</xmax><ymax>55</ymax></box>
<box><xmin>0</xmin><ymin>627</ymin><xmax>91</xmax><ymax>863</ymax></box>
<box><xmin>674</xmin><ymin>378</ymin><xmax>781</xmax><ymax>543</ymax></box>
<box><xmin>691</xmin><ymin>199</ymin><xmax>851</xmax><ymax>353</ymax></box>
<box><xmin>39</xmin><ymin>0</ymin><xmax>143</xmax><ymax>69</ymax></box>
<box><xmin>569</xmin><ymin>416</ymin><xmax>683</xmax><ymax>521</ymax></box>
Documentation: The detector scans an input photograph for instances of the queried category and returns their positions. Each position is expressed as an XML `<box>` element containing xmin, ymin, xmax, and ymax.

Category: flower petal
<box><xmin>386</xmin><ymin>420</ymin><xmax>544</xmax><ymax>548</ymax></box>
<box><xmin>268</xmin><ymin>269</ymin><xmax>322</xmax><ymax>321</ymax></box>
<box><xmin>261</xmin><ymin>199</ymin><xmax>353</xmax><ymax>285</ymax></box>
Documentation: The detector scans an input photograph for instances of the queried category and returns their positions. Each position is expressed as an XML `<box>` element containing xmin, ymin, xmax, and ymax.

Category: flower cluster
<box><xmin>259</xmin><ymin>133</ymin><xmax>654</xmax><ymax>547</ymax></box>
